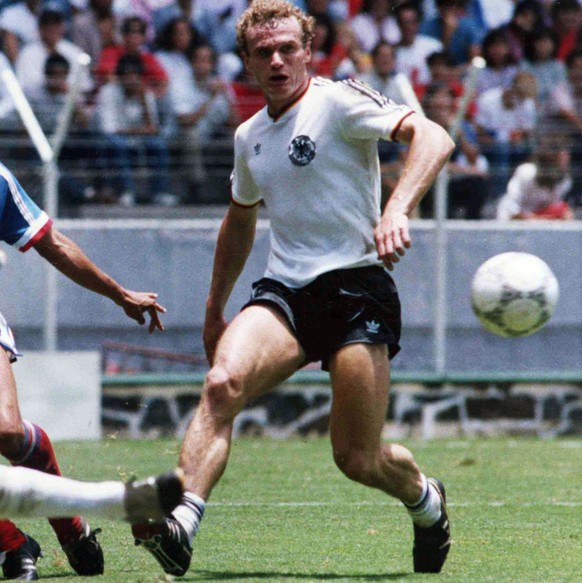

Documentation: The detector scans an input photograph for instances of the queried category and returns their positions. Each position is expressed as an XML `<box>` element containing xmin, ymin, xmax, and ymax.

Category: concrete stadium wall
<box><xmin>1</xmin><ymin>219</ymin><xmax>581</xmax><ymax>374</ymax></box>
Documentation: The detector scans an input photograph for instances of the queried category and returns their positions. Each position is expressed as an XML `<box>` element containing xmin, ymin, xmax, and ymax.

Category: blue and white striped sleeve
<box><xmin>0</xmin><ymin>163</ymin><xmax>52</xmax><ymax>252</ymax></box>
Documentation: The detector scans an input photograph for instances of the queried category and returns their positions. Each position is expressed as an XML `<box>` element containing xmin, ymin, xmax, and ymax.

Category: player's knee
<box><xmin>333</xmin><ymin>447</ymin><xmax>376</xmax><ymax>485</ymax></box>
<box><xmin>203</xmin><ymin>365</ymin><xmax>245</xmax><ymax>416</ymax></box>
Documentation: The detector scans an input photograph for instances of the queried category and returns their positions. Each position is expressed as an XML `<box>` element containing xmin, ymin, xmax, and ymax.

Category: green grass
<box><xmin>10</xmin><ymin>437</ymin><xmax>582</xmax><ymax>582</ymax></box>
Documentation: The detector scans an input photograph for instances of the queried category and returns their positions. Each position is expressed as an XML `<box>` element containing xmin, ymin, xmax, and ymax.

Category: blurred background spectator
<box><xmin>520</xmin><ymin>27</ymin><xmax>566</xmax><ymax>109</ymax></box>
<box><xmin>170</xmin><ymin>44</ymin><xmax>235</xmax><ymax>203</ymax></box>
<box><xmin>420</xmin><ymin>0</ymin><xmax>482</xmax><ymax>71</ymax></box>
<box><xmin>474</xmin><ymin>71</ymin><xmax>537</xmax><ymax>200</ymax></box>
<box><xmin>25</xmin><ymin>52</ymin><xmax>103</xmax><ymax>204</ymax></box>
<box><xmin>15</xmin><ymin>8</ymin><xmax>93</xmax><ymax>95</ymax></box>
<box><xmin>496</xmin><ymin>134</ymin><xmax>574</xmax><ymax>221</ymax></box>
<box><xmin>0</xmin><ymin>0</ymin><xmax>42</xmax><ymax>65</ymax></box>
<box><xmin>420</xmin><ymin>82</ymin><xmax>489</xmax><ymax>219</ymax></box>
<box><xmin>476</xmin><ymin>28</ymin><xmax>518</xmax><ymax>95</ymax></box>
<box><xmin>395</xmin><ymin>1</ymin><xmax>443</xmax><ymax>85</ymax></box>
<box><xmin>350</xmin><ymin>0</ymin><xmax>400</xmax><ymax>54</ymax></box>
<box><xmin>95</xmin><ymin>53</ymin><xmax>175</xmax><ymax>206</ymax></box>
<box><xmin>95</xmin><ymin>15</ymin><xmax>168</xmax><ymax>96</ymax></box>
<box><xmin>71</xmin><ymin>0</ymin><xmax>121</xmax><ymax>67</ymax></box>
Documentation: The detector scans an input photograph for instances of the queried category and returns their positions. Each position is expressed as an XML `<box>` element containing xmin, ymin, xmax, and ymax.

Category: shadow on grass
<box><xmin>191</xmin><ymin>571</ymin><xmax>410</xmax><ymax>580</ymax></box>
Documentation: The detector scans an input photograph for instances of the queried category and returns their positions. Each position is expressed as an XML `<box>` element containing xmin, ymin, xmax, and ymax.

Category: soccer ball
<box><xmin>471</xmin><ymin>252</ymin><xmax>559</xmax><ymax>337</ymax></box>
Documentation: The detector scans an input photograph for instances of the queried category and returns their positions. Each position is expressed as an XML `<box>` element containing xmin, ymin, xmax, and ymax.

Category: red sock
<box><xmin>9</xmin><ymin>421</ymin><xmax>85</xmax><ymax>545</ymax></box>
<box><xmin>0</xmin><ymin>520</ymin><xmax>26</xmax><ymax>552</ymax></box>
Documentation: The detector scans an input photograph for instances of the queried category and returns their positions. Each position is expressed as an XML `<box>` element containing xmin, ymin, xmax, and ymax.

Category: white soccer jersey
<box><xmin>232</xmin><ymin>77</ymin><xmax>413</xmax><ymax>288</ymax></box>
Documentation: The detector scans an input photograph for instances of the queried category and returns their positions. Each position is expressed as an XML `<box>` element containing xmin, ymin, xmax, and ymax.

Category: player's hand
<box><xmin>203</xmin><ymin>310</ymin><xmax>227</xmax><ymax>366</ymax></box>
<box><xmin>119</xmin><ymin>291</ymin><xmax>166</xmax><ymax>333</ymax></box>
<box><xmin>374</xmin><ymin>212</ymin><xmax>411</xmax><ymax>271</ymax></box>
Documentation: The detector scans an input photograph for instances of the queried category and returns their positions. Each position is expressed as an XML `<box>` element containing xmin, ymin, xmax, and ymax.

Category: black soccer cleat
<box><xmin>132</xmin><ymin>517</ymin><xmax>192</xmax><ymax>577</ymax></box>
<box><xmin>2</xmin><ymin>531</ymin><xmax>42</xmax><ymax>580</ymax></box>
<box><xmin>123</xmin><ymin>468</ymin><xmax>185</xmax><ymax>524</ymax></box>
<box><xmin>412</xmin><ymin>478</ymin><xmax>451</xmax><ymax>573</ymax></box>
<box><xmin>61</xmin><ymin>522</ymin><xmax>104</xmax><ymax>576</ymax></box>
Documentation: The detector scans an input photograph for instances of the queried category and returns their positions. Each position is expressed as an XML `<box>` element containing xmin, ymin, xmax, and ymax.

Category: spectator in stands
<box><xmin>333</xmin><ymin>20</ymin><xmax>372</xmax><ymax>79</ymax></box>
<box><xmin>476</xmin><ymin>28</ymin><xmax>518</xmax><ymax>95</ymax></box>
<box><xmin>306</xmin><ymin>0</ymin><xmax>349</xmax><ymax>23</ymax></box>
<box><xmin>496</xmin><ymin>135</ymin><xmax>574</xmax><ymax>220</ymax></box>
<box><xmin>95</xmin><ymin>54</ymin><xmax>176</xmax><ymax>206</ymax></box>
<box><xmin>520</xmin><ymin>27</ymin><xmax>567</xmax><ymax>109</ymax></box>
<box><xmin>124</xmin><ymin>0</ymin><xmax>183</xmax><ymax>44</ymax></box>
<box><xmin>550</xmin><ymin>0</ymin><xmax>582</xmax><ymax>62</ymax></box>
<box><xmin>155</xmin><ymin>16</ymin><xmax>204</xmax><ymax>109</ymax></box>
<box><xmin>464</xmin><ymin>0</ymin><xmax>515</xmax><ymax>34</ymax></box>
<box><xmin>71</xmin><ymin>0</ymin><xmax>121</xmax><ymax>67</ymax></box>
<box><xmin>360</xmin><ymin>42</ymin><xmax>406</xmax><ymax>103</ymax></box>
<box><xmin>421</xmin><ymin>82</ymin><xmax>489</xmax><ymax>219</ymax></box>
<box><xmin>192</xmin><ymin>0</ymin><xmax>247</xmax><ymax>80</ymax></box>
<box><xmin>414</xmin><ymin>50</ymin><xmax>465</xmax><ymax>104</ymax></box>
<box><xmin>171</xmin><ymin>44</ymin><xmax>235</xmax><ymax>202</ymax></box>
<box><xmin>0</xmin><ymin>0</ymin><xmax>41</xmax><ymax>65</ymax></box>
<box><xmin>95</xmin><ymin>15</ymin><xmax>168</xmax><ymax>96</ymax></box>
<box><xmin>350</xmin><ymin>0</ymin><xmax>400</xmax><ymax>54</ymax></box>
<box><xmin>395</xmin><ymin>2</ymin><xmax>443</xmax><ymax>85</ymax></box>
<box><xmin>26</xmin><ymin>53</ymin><xmax>103</xmax><ymax>204</ymax></box>
<box><xmin>475</xmin><ymin>70</ymin><xmax>537</xmax><ymax>198</ymax></box>
<box><xmin>15</xmin><ymin>8</ymin><xmax>93</xmax><ymax>95</ymax></box>
<box><xmin>499</xmin><ymin>0</ymin><xmax>546</xmax><ymax>64</ymax></box>
<box><xmin>420</xmin><ymin>0</ymin><xmax>482</xmax><ymax>70</ymax></box>
<box><xmin>547</xmin><ymin>51</ymin><xmax>582</xmax><ymax>205</ymax></box>
<box><xmin>308</xmin><ymin>14</ymin><xmax>348</xmax><ymax>78</ymax></box>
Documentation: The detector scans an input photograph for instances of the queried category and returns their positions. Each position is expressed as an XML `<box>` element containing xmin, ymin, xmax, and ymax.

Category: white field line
<box><xmin>209</xmin><ymin>501</ymin><xmax>581</xmax><ymax>508</ymax></box>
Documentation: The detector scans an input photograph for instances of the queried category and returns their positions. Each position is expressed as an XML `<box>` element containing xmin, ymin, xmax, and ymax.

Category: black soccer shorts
<box><xmin>242</xmin><ymin>265</ymin><xmax>402</xmax><ymax>370</ymax></box>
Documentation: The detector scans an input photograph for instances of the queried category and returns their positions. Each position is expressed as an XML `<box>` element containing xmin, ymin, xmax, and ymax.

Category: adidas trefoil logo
<box><xmin>254</xmin><ymin>143</ymin><xmax>261</xmax><ymax>155</ymax></box>
<box><xmin>366</xmin><ymin>320</ymin><xmax>380</xmax><ymax>334</ymax></box>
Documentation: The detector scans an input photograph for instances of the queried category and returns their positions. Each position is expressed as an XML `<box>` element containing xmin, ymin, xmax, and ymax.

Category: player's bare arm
<box><xmin>204</xmin><ymin>203</ymin><xmax>259</xmax><ymax>363</ymax></box>
<box><xmin>375</xmin><ymin>114</ymin><xmax>455</xmax><ymax>270</ymax></box>
<box><xmin>33</xmin><ymin>227</ymin><xmax>166</xmax><ymax>333</ymax></box>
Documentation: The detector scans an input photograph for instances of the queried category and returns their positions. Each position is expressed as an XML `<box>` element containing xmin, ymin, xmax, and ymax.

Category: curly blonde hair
<box><xmin>236</xmin><ymin>0</ymin><xmax>315</xmax><ymax>55</ymax></box>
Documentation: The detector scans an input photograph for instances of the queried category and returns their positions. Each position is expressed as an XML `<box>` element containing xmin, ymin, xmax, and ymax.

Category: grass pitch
<box><xmin>10</xmin><ymin>436</ymin><xmax>581</xmax><ymax>582</ymax></box>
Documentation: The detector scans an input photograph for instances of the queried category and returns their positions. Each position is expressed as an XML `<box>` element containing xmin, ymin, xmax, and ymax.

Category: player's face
<box><xmin>243</xmin><ymin>17</ymin><xmax>311</xmax><ymax>116</ymax></box>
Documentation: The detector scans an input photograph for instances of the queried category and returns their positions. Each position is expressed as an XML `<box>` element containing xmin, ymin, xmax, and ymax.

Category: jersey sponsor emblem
<box><xmin>288</xmin><ymin>135</ymin><xmax>316</xmax><ymax>166</ymax></box>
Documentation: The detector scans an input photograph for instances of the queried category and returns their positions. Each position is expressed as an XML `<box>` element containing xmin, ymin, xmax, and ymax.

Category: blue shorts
<box><xmin>0</xmin><ymin>312</ymin><xmax>20</xmax><ymax>363</ymax></box>
<box><xmin>243</xmin><ymin>266</ymin><xmax>402</xmax><ymax>371</ymax></box>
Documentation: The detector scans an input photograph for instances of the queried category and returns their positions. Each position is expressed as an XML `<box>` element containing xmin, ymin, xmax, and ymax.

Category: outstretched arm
<box><xmin>204</xmin><ymin>202</ymin><xmax>258</xmax><ymax>363</ymax></box>
<box><xmin>375</xmin><ymin>114</ymin><xmax>455</xmax><ymax>270</ymax></box>
<box><xmin>33</xmin><ymin>227</ymin><xmax>166</xmax><ymax>333</ymax></box>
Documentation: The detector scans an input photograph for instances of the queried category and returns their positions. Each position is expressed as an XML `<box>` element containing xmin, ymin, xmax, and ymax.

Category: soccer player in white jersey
<box><xmin>0</xmin><ymin>161</ymin><xmax>166</xmax><ymax>579</ymax></box>
<box><xmin>132</xmin><ymin>0</ymin><xmax>455</xmax><ymax>577</ymax></box>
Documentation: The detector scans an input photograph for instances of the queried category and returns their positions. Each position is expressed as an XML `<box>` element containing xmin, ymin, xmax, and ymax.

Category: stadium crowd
<box><xmin>0</xmin><ymin>0</ymin><xmax>581</xmax><ymax>218</ymax></box>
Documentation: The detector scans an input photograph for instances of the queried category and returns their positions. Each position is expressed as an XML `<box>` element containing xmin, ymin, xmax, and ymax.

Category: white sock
<box><xmin>171</xmin><ymin>492</ymin><xmax>206</xmax><ymax>544</ymax></box>
<box><xmin>404</xmin><ymin>474</ymin><xmax>442</xmax><ymax>527</ymax></box>
<box><xmin>0</xmin><ymin>465</ymin><xmax>126</xmax><ymax>520</ymax></box>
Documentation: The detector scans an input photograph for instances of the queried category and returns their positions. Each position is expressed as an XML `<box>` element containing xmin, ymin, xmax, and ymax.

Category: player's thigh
<box><xmin>328</xmin><ymin>342</ymin><xmax>390</xmax><ymax>451</ymax></box>
<box><xmin>212</xmin><ymin>304</ymin><xmax>306</xmax><ymax>402</ymax></box>
<box><xmin>0</xmin><ymin>348</ymin><xmax>23</xmax><ymax>431</ymax></box>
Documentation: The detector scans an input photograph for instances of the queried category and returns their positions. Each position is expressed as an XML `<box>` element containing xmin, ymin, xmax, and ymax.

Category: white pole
<box><xmin>0</xmin><ymin>67</ymin><xmax>53</xmax><ymax>163</ymax></box>
<box><xmin>433</xmin><ymin>57</ymin><xmax>485</xmax><ymax>375</ymax></box>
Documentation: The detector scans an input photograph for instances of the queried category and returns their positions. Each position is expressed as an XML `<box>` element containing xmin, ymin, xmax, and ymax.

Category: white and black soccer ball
<box><xmin>471</xmin><ymin>252</ymin><xmax>559</xmax><ymax>338</ymax></box>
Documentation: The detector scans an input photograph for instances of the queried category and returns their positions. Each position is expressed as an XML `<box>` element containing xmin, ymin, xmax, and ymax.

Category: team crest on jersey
<box><xmin>288</xmin><ymin>135</ymin><xmax>316</xmax><ymax>167</ymax></box>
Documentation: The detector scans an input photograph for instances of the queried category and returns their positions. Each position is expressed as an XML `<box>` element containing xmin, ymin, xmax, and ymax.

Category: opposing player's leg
<box><xmin>133</xmin><ymin>304</ymin><xmax>305</xmax><ymax>576</ymax></box>
<box><xmin>0</xmin><ymin>334</ymin><xmax>103</xmax><ymax>577</ymax></box>
<box><xmin>0</xmin><ymin>465</ymin><xmax>184</xmax><ymax>524</ymax></box>
<box><xmin>328</xmin><ymin>343</ymin><xmax>450</xmax><ymax>573</ymax></box>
